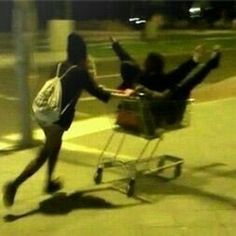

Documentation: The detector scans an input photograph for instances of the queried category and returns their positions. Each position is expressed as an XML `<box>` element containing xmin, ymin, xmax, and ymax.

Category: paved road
<box><xmin>1</xmin><ymin>29</ymin><xmax>236</xmax><ymax>236</ymax></box>
<box><xmin>0</xmin><ymin>92</ymin><xmax>236</xmax><ymax>235</ymax></box>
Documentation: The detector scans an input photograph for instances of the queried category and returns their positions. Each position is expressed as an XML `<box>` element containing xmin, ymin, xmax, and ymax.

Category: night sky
<box><xmin>0</xmin><ymin>0</ymin><xmax>147</xmax><ymax>32</ymax></box>
<box><xmin>0</xmin><ymin>1</ymin><xmax>235</xmax><ymax>32</ymax></box>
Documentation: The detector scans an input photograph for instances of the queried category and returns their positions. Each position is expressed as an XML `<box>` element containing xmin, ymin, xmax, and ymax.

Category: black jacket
<box><xmin>112</xmin><ymin>41</ymin><xmax>198</xmax><ymax>97</ymax></box>
<box><xmin>52</xmin><ymin>62</ymin><xmax>111</xmax><ymax>130</ymax></box>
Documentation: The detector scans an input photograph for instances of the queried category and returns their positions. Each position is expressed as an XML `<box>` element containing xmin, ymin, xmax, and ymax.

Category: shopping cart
<box><xmin>93</xmin><ymin>94</ymin><xmax>193</xmax><ymax>197</ymax></box>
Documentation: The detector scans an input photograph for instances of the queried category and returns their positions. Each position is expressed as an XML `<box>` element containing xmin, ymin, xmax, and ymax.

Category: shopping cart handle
<box><xmin>132</xmin><ymin>91</ymin><xmax>149</xmax><ymax>99</ymax></box>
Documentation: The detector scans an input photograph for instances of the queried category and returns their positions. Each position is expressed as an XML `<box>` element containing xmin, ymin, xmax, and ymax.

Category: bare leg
<box><xmin>2</xmin><ymin>124</ymin><xmax>64</xmax><ymax>207</ymax></box>
<box><xmin>2</xmin><ymin>143</ymin><xmax>49</xmax><ymax>207</ymax></box>
<box><xmin>44</xmin><ymin>124</ymin><xmax>64</xmax><ymax>193</ymax></box>
<box><xmin>14</xmin><ymin>146</ymin><xmax>48</xmax><ymax>187</ymax></box>
<box><xmin>46</xmin><ymin>139</ymin><xmax>62</xmax><ymax>184</ymax></box>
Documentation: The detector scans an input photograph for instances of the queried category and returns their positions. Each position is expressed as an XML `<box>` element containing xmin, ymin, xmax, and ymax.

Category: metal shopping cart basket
<box><xmin>93</xmin><ymin>94</ymin><xmax>193</xmax><ymax>197</ymax></box>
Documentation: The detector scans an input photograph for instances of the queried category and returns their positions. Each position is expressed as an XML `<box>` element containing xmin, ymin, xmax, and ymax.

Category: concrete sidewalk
<box><xmin>0</xmin><ymin>96</ymin><xmax>236</xmax><ymax>236</ymax></box>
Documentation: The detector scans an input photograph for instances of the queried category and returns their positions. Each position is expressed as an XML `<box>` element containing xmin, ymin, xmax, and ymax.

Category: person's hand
<box><xmin>123</xmin><ymin>89</ymin><xmax>135</xmax><ymax>96</ymax></box>
<box><xmin>211</xmin><ymin>44</ymin><xmax>221</xmax><ymax>58</ymax></box>
<box><xmin>111</xmin><ymin>89</ymin><xmax>135</xmax><ymax>98</ymax></box>
<box><xmin>109</xmin><ymin>35</ymin><xmax>117</xmax><ymax>43</ymax></box>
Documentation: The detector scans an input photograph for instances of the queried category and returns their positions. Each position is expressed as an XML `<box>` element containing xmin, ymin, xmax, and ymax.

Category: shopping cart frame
<box><xmin>93</xmin><ymin>96</ymin><xmax>193</xmax><ymax>197</ymax></box>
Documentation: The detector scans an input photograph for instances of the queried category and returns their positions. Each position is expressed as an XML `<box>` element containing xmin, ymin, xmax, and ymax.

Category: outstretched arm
<box><xmin>82</xmin><ymin>70</ymin><xmax>133</xmax><ymax>101</ymax></box>
<box><xmin>110</xmin><ymin>36</ymin><xmax>136</xmax><ymax>62</ymax></box>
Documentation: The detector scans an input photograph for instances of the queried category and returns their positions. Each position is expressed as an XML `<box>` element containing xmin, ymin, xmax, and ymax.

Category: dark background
<box><xmin>0</xmin><ymin>0</ymin><xmax>236</xmax><ymax>32</ymax></box>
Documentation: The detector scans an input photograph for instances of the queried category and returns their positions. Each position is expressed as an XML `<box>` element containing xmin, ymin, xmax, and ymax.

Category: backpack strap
<box><xmin>57</xmin><ymin>63</ymin><xmax>78</xmax><ymax>115</ymax></box>
<box><xmin>55</xmin><ymin>63</ymin><xmax>62</xmax><ymax>77</ymax></box>
<box><xmin>57</xmin><ymin>63</ymin><xmax>77</xmax><ymax>80</ymax></box>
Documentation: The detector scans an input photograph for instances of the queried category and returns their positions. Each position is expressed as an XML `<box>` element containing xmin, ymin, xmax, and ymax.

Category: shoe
<box><xmin>45</xmin><ymin>178</ymin><xmax>63</xmax><ymax>194</ymax></box>
<box><xmin>2</xmin><ymin>182</ymin><xmax>17</xmax><ymax>207</ymax></box>
<box><xmin>193</xmin><ymin>44</ymin><xmax>205</xmax><ymax>63</ymax></box>
<box><xmin>208</xmin><ymin>45</ymin><xmax>221</xmax><ymax>69</ymax></box>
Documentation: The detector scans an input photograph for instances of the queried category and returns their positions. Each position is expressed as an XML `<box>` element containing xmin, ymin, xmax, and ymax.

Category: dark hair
<box><xmin>67</xmin><ymin>32</ymin><xmax>87</xmax><ymax>64</ymax></box>
<box><xmin>144</xmin><ymin>52</ymin><xmax>165</xmax><ymax>74</ymax></box>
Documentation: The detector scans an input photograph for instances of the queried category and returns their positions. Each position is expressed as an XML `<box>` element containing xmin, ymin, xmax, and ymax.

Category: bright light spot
<box><xmin>129</xmin><ymin>17</ymin><xmax>140</xmax><ymax>22</ymax></box>
<box><xmin>189</xmin><ymin>6</ymin><xmax>202</xmax><ymax>18</ymax></box>
<box><xmin>189</xmin><ymin>7</ymin><xmax>201</xmax><ymax>14</ymax></box>
<box><xmin>135</xmin><ymin>20</ymin><xmax>146</xmax><ymax>24</ymax></box>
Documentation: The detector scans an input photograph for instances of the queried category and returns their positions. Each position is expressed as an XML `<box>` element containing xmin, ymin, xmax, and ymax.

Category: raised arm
<box><xmin>110</xmin><ymin>36</ymin><xmax>136</xmax><ymax>62</ymax></box>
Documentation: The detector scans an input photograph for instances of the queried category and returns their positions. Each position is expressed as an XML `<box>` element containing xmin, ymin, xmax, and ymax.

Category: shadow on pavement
<box><xmin>190</xmin><ymin>162</ymin><xmax>236</xmax><ymax>178</ymax></box>
<box><xmin>3</xmin><ymin>189</ymin><xmax>140</xmax><ymax>223</ymax></box>
<box><xmin>0</xmin><ymin>140</ymin><xmax>42</xmax><ymax>157</ymax></box>
<box><xmin>136</xmin><ymin>174</ymin><xmax>236</xmax><ymax>209</ymax></box>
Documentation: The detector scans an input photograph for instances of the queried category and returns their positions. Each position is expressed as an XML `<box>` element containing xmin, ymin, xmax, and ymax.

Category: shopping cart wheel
<box><xmin>127</xmin><ymin>178</ymin><xmax>135</xmax><ymax>197</ymax></box>
<box><xmin>94</xmin><ymin>167</ymin><xmax>103</xmax><ymax>184</ymax></box>
<box><xmin>174</xmin><ymin>164</ymin><xmax>182</xmax><ymax>178</ymax></box>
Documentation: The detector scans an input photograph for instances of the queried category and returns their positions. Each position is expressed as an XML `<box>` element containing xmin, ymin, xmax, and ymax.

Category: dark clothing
<box><xmin>139</xmin><ymin>59</ymin><xmax>198</xmax><ymax>93</ymax></box>
<box><xmin>172</xmin><ymin>57</ymin><xmax>219</xmax><ymax>99</ymax></box>
<box><xmin>139</xmin><ymin>55</ymin><xmax>220</xmax><ymax>100</ymax></box>
<box><xmin>112</xmin><ymin>41</ymin><xmax>220</xmax><ymax>127</ymax></box>
<box><xmin>133</xmin><ymin>56</ymin><xmax>219</xmax><ymax>126</ymax></box>
<box><xmin>112</xmin><ymin>41</ymin><xmax>198</xmax><ymax>96</ymax></box>
<box><xmin>112</xmin><ymin>41</ymin><xmax>141</xmax><ymax>89</ymax></box>
<box><xmin>112</xmin><ymin>41</ymin><xmax>136</xmax><ymax>63</ymax></box>
<box><xmin>51</xmin><ymin>62</ymin><xmax>111</xmax><ymax>130</ymax></box>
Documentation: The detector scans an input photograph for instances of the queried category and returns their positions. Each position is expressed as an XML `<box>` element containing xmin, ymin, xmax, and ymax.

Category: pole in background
<box><xmin>12</xmin><ymin>0</ymin><xmax>37</xmax><ymax>148</ymax></box>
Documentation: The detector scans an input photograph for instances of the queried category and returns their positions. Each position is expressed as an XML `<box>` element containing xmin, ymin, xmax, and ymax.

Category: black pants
<box><xmin>173</xmin><ymin>58</ymin><xmax>216</xmax><ymax>99</ymax></box>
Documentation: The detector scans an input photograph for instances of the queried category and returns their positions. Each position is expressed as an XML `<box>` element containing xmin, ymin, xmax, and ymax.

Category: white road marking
<box><xmin>62</xmin><ymin>142</ymin><xmax>132</xmax><ymax>160</ymax></box>
<box><xmin>0</xmin><ymin>94</ymin><xmax>19</xmax><ymax>101</ymax></box>
<box><xmin>0</xmin><ymin>73</ymin><xmax>120</xmax><ymax>102</ymax></box>
<box><xmin>96</xmin><ymin>73</ymin><xmax>120</xmax><ymax>79</ymax></box>
<box><xmin>0</xmin><ymin>116</ymin><xmax>117</xmax><ymax>152</ymax></box>
<box><xmin>205</xmin><ymin>36</ymin><xmax>236</xmax><ymax>41</ymax></box>
<box><xmin>2</xmin><ymin>116</ymin><xmax>115</xmax><ymax>142</ymax></box>
<box><xmin>63</xmin><ymin>116</ymin><xmax>115</xmax><ymax>140</ymax></box>
<box><xmin>80</xmin><ymin>97</ymin><xmax>96</xmax><ymax>101</ymax></box>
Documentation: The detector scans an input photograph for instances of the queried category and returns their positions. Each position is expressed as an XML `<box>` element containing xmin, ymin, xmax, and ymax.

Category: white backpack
<box><xmin>32</xmin><ymin>63</ymin><xmax>77</xmax><ymax>125</ymax></box>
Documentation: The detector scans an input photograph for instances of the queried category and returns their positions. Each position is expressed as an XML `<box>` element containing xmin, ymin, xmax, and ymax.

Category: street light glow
<box><xmin>189</xmin><ymin>7</ymin><xmax>201</xmax><ymax>14</ymax></box>
<box><xmin>135</xmin><ymin>20</ymin><xmax>146</xmax><ymax>24</ymax></box>
<box><xmin>129</xmin><ymin>17</ymin><xmax>140</xmax><ymax>22</ymax></box>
